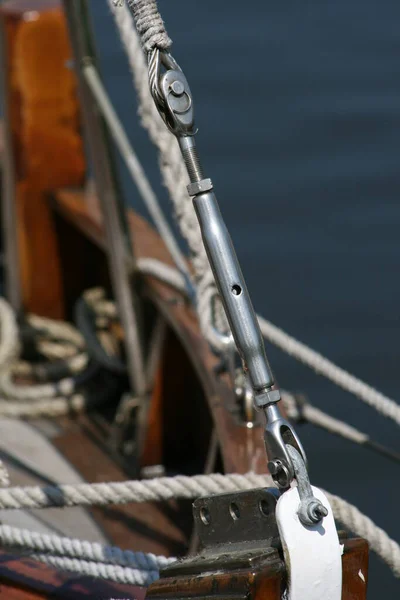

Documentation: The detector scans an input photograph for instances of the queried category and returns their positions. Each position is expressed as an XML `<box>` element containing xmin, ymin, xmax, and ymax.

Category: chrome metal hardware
<box><xmin>149</xmin><ymin>48</ymin><xmax>306</xmax><ymax>487</ymax></box>
<box><xmin>286</xmin><ymin>444</ymin><xmax>328</xmax><ymax>526</ymax></box>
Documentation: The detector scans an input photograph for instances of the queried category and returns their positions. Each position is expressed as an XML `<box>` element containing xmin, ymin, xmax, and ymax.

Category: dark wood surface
<box><xmin>146</xmin><ymin>538</ymin><xmax>369</xmax><ymax>600</ymax></box>
<box><xmin>0</xmin><ymin>550</ymin><xmax>146</xmax><ymax>599</ymax></box>
<box><xmin>52</xmin><ymin>187</ymin><xmax>269</xmax><ymax>477</ymax></box>
<box><xmin>0</xmin><ymin>0</ymin><xmax>85</xmax><ymax>317</ymax></box>
<box><xmin>0</xmin><ymin>538</ymin><xmax>368</xmax><ymax>600</ymax></box>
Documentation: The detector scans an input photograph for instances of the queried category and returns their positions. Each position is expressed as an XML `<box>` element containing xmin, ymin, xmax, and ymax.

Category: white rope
<box><xmin>0</xmin><ymin>298</ymin><xmax>19</xmax><ymax>367</ymax></box>
<box><xmin>127</xmin><ymin>0</ymin><xmax>171</xmax><ymax>53</ymax></box>
<box><xmin>328</xmin><ymin>493</ymin><xmax>400</xmax><ymax>577</ymax></box>
<box><xmin>108</xmin><ymin>0</ymin><xmax>400</xmax><ymax>426</ymax></box>
<box><xmin>137</xmin><ymin>257</ymin><xmax>188</xmax><ymax>291</ymax></box>
<box><xmin>0</xmin><ymin>524</ymin><xmax>174</xmax><ymax>571</ymax></box>
<box><xmin>32</xmin><ymin>553</ymin><xmax>159</xmax><ymax>586</ymax></box>
<box><xmin>0</xmin><ymin>300</ymin><xmax>18</xmax><ymax>484</ymax></box>
<box><xmin>0</xmin><ymin>287</ymin><xmax>127</xmax><ymax>418</ymax></box>
<box><xmin>135</xmin><ymin>256</ymin><xmax>400</xmax><ymax>427</ymax></box>
<box><xmin>0</xmin><ymin>473</ymin><xmax>398</xmax><ymax>577</ymax></box>
<box><xmin>0</xmin><ymin>369</ymin><xmax>75</xmax><ymax>401</ymax></box>
<box><xmin>0</xmin><ymin>393</ymin><xmax>90</xmax><ymax>419</ymax></box>
<box><xmin>27</xmin><ymin>315</ymin><xmax>85</xmax><ymax>349</ymax></box>
<box><xmin>108</xmin><ymin>0</ymin><xmax>229</xmax><ymax>349</ymax></box>
<box><xmin>258</xmin><ymin>316</ymin><xmax>400</xmax><ymax>425</ymax></box>
<box><xmin>0</xmin><ymin>473</ymin><xmax>270</xmax><ymax>509</ymax></box>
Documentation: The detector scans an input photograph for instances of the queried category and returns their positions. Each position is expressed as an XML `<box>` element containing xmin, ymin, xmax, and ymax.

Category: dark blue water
<box><xmin>91</xmin><ymin>2</ymin><xmax>400</xmax><ymax>596</ymax></box>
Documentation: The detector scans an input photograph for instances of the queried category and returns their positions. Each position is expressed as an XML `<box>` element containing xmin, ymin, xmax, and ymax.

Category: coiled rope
<box><xmin>0</xmin><ymin>289</ymin><xmax>123</xmax><ymax>418</ymax></box>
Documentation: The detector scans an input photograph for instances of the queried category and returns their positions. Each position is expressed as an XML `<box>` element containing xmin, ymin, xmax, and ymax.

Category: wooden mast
<box><xmin>0</xmin><ymin>0</ymin><xmax>85</xmax><ymax>318</ymax></box>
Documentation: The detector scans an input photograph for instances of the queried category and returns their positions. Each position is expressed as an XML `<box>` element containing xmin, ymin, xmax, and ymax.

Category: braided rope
<box><xmin>108</xmin><ymin>0</ymin><xmax>229</xmax><ymax>349</ymax></box>
<box><xmin>32</xmin><ymin>553</ymin><xmax>159</xmax><ymax>586</ymax></box>
<box><xmin>0</xmin><ymin>298</ymin><xmax>19</xmax><ymax>367</ymax></box>
<box><xmin>0</xmin><ymin>472</ymin><xmax>398</xmax><ymax>577</ymax></box>
<box><xmin>0</xmin><ymin>524</ymin><xmax>174</xmax><ymax>571</ymax></box>
<box><xmin>328</xmin><ymin>493</ymin><xmax>400</xmax><ymax>577</ymax></box>
<box><xmin>137</xmin><ymin>256</ymin><xmax>400</xmax><ymax>427</ymax></box>
<box><xmin>0</xmin><ymin>473</ymin><xmax>269</xmax><ymax>509</ymax></box>
<box><xmin>127</xmin><ymin>0</ymin><xmax>171</xmax><ymax>53</ymax></box>
<box><xmin>258</xmin><ymin>316</ymin><xmax>400</xmax><ymax>426</ymax></box>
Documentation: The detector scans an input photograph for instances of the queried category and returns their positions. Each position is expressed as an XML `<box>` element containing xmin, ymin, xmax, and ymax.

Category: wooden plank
<box><xmin>0</xmin><ymin>1</ymin><xmax>86</xmax><ymax>317</ymax></box>
<box><xmin>0</xmin><ymin>550</ymin><xmax>146</xmax><ymax>599</ymax></box>
<box><xmin>52</xmin><ymin>187</ymin><xmax>269</xmax><ymax>476</ymax></box>
<box><xmin>146</xmin><ymin>538</ymin><xmax>368</xmax><ymax>600</ymax></box>
<box><xmin>53</xmin><ymin>417</ymin><xmax>190</xmax><ymax>557</ymax></box>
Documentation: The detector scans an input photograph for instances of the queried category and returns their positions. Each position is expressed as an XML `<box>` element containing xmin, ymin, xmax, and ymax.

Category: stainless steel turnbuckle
<box><xmin>148</xmin><ymin>48</ymin><xmax>307</xmax><ymax>489</ymax></box>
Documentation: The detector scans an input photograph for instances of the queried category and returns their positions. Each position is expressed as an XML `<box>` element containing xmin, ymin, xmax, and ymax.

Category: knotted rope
<box><xmin>0</xmin><ymin>289</ymin><xmax>122</xmax><ymax>419</ymax></box>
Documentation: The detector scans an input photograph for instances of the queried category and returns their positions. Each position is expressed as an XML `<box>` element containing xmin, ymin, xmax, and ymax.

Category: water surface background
<box><xmin>92</xmin><ymin>2</ymin><xmax>400</xmax><ymax>596</ymax></box>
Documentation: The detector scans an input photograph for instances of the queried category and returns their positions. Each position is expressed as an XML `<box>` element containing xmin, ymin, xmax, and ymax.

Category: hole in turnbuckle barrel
<box><xmin>229</xmin><ymin>502</ymin><xmax>241</xmax><ymax>521</ymax></box>
<box><xmin>231</xmin><ymin>284</ymin><xmax>242</xmax><ymax>296</ymax></box>
<box><xmin>259</xmin><ymin>499</ymin><xmax>270</xmax><ymax>517</ymax></box>
<box><xmin>200</xmin><ymin>506</ymin><xmax>211</xmax><ymax>525</ymax></box>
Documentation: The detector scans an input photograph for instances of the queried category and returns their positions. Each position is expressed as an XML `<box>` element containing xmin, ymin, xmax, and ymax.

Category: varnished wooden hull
<box><xmin>0</xmin><ymin>1</ymin><xmax>370</xmax><ymax>598</ymax></box>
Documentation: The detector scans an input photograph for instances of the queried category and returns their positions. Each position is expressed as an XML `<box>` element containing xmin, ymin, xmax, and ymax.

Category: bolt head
<box><xmin>268</xmin><ymin>459</ymin><xmax>282</xmax><ymax>476</ymax></box>
<box><xmin>307</xmin><ymin>501</ymin><xmax>328</xmax><ymax>523</ymax></box>
<box><xmin>170</xmin><ymin>80</ymin><xmax>185</xmax><ymax>96</ymax></box>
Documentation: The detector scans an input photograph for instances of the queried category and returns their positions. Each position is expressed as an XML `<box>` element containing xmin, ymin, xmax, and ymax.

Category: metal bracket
<box><xmin>161</xmin><ymin>487</ymin><xmax>282</xmax><ymax>578</ymax></box>
<box><xmin>276</xmin><ymin>485</ymin><xmax>342</xmax><ymax>600</ymax></box>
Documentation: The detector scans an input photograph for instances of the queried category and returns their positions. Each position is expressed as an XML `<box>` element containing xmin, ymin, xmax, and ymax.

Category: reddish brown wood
<box><xmin>0</xmin><ymin>550</ymin><xmax>146</xmax><ymax>599</ymax></box>
<box><xmin>142</xmin><ymin>364</ymin><xmax>164</xmax><ymax>467</ymax></box>
<box><xmin>53</xmin><ymin>416</ymin><xmax>189</xmax><ymax>557</ymax></box>
<box><xmin>146</xmin><ymin>538</ymin><xmax>368</xmax><ymax>600</ymax></box>
<box><xmin>0</xmin><ymin>0</ymin><xmax>85</xmax><ymax>318</ymax></box>
<box><xmin>52</xmin><ymin>187</ymin><xmax>269</xmax><ymax>476</ymax></box>
<box><xmin>342</xmin><ymin>538</ymin><xmax>369</xmax><ymax>598</ymax></box>
<box><xmin>0</xmin><ymin>537</ymin><xmax>368</xmax><ymax>600</ymax></box>
<box><xmin>147</xmin><ymin>565</ymin><xmax>283</xmax><ymax>600</ymax></box>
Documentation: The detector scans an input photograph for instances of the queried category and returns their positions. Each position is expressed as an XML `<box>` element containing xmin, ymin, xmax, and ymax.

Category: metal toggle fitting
<box><xmin>263</xmin><ymin>403</ymin><xmax>307</xmax><ymax>489</ymax></box>
<box><xmin>149</xmin><ymin>49</ymin><xmax>195</xmax><ymax>136</ymax></box>
<box><xmin>286</xmin><ymin>444</ymin><xmax>328</xmax><ymax>526</ymax></box>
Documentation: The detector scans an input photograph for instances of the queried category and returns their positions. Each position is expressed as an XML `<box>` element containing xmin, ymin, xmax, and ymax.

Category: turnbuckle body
<box><xmin>149</xmin><ymin>48</ymin><xmax>306</xmax><ymax>488</ymax></box>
